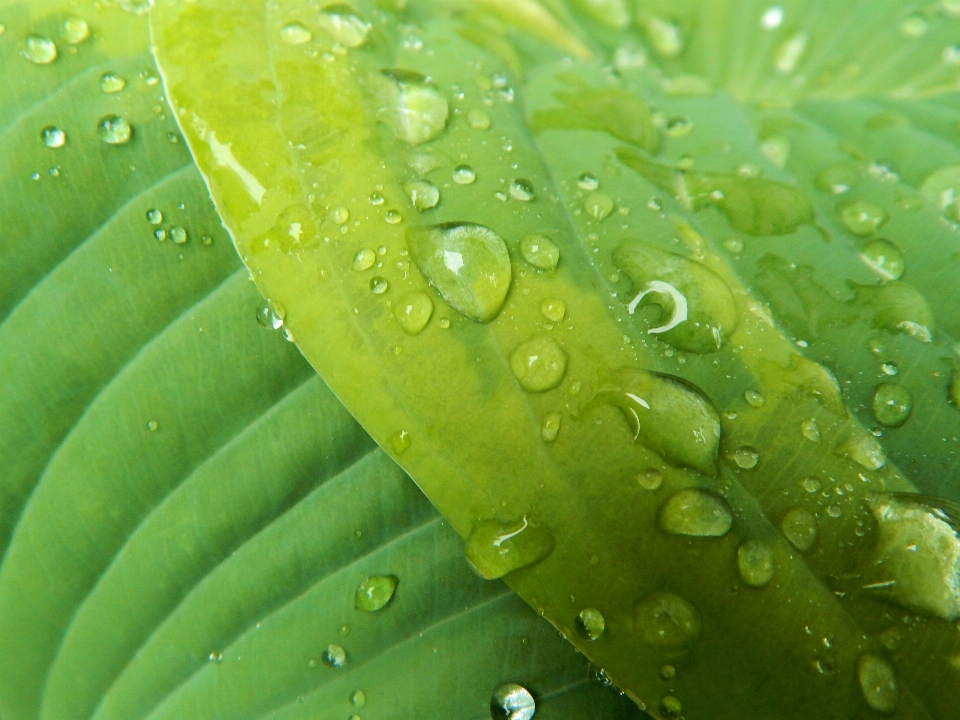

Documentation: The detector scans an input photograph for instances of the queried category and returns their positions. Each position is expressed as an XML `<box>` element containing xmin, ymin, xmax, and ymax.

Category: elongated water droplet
<box><xmin>837</xmin><ymin>433</ymin><xmax>886</xmax><ymax>470</ymax></box>
<box><xmin>40</xmin><ymin>126</ymin><xmax>65</xmax><ymax>148</ymax></box>
<box><xmin>634</xmin><ymin>592</ymin><xmax>701</xmax><ymax>647</ymax></box>
<box><xmin>540</xmin><ymin>299</ymin><xmax>565</xmax><ymax>323</ymax></box>
<box><xmin>642</xmin><ymin>16</ymin><xmax>683</xmax><ymax>57</ymax></box>
<box><xmin>520</xmin><ymin>234</ymin><xmax>559</xmax><ymax>271</ymax></box>
<box><xmin>407</xmin><ymin>222</ymin><xmax>511</xmax><ymax>323</ymax></box>
<box><xmin>841</xmin><ymin>200</ymin><xmax>887</xmax><ymax>236</ymax></box>
<box><xmin>170</xmin><ymin>226</ymin><xmax>187</xmax><ymax>244</ymax></box>
<box><xmin>100</xmin><ymin>72</ymin><xmax>126</xmax><ymax>93</ymax></box>
<box><xmin>858</xmin><ymin>654</ymin><xmax>899</xmax><ymax>714</ymax></box>
<box><xmin>62</xmin><ymin>16</ymin><xmax>90</xmax><ymax>44</ymax></box>
<box><xmin>744</xmin><ymin>389</ymin><xmax>765</xmax><ymax>407</ymax></box>
<box><xmin>575</xmin><ymin>607</ymin><xmax>605</xmax><ymax>640</ymax></box>
<box><xmin>355</xmin><ymin>575</ymin><xmax>398</xmax><ymax>611</ymax></box>
<box><xmin>510</xmin><ymin>336</ymin><xmax>567</xmax><ymax>393</ymax></box>
<box><xmin>319</xmin><ymin>4</ymin><xmax>370</xmax><ymax>47</ymax></box>
<box><xmin>782</xmin><ymin>507</ymin><xmax>817</xmax><ymax>551</ymax></box>
<box><xmin>394</xmin><ymin>292</ymin><xmax>433</xmax><ymax>335</ymax></box>
<box><xmin>452</xmin><ymin>165</ymin><xmax>476</xmax><ymax>184</ymax></box>
<box><xmin>352</xmin><ymin>248</ymin><xmax>376</xmax><ymax>271</ymax></box>
<box><xmin>465</xmin><ymin>517</ymin><xmax>554</xmax><ymax>579</ymax></box>
<box><xmin>578</xmin><ymin>172</ymin><xmax>599</xmax><ymax>191</ymax></box>
<box><xmin>584</xmin><ymin>192</ymin><xmax>614</xmax><ymax>221</ymax></box>
<box><xmin>322</xmin><ymin>644</ymin><xmax>346</xmax><ymax>668</ymax></box>
<box><xmin>540</xmin><ymin>412</ymin><xmax>562</xmax><ymax>442</ymax></box>
<box><xmin>404</xmin><ymin>179</ymin><xmax>440</xmax><ymax>210</ymax></box>
<box><xmin>255</xmin><ymin>298</ymin><xmax>285</xmax><ymax>330</ymax></box>
<box><xmin>800</xmin><ymin>418</ymin><xmax>820</xmax><ymax>443</ymax></box>
<box><xmin>665</xmin><ymin>116</ymin><xmax>693</xmax><ymax>137</ymax></box>
<box><xmin>21</xmin><ymin>35</ymin><xmax>57</xmax><ymax>64</ymax></box>
<box><xmin>660</xmin><ymin>488</ymin><xmax>732</xmax><ymax>537</ymax></box>
<box><xmin>873</xmin><ymin>383</ymin><xmax>912</xmax><ymax>427</ymax></box>
<box><xmin>774</xmin><ymin>31</ymin><xmax>808</xmax><ymax>74</ymax></box>
<box><xmin>377</xmin><ymin>69</ymin><xmax>448</xmax><ymax>146</ymax></box>
<box><xmin>491</xmin><ymin>683</ymin><xmax>535</xmax><ymax>720</ymax></box>
<box><xmin>860</xmin><ymin>239</ymin><xmax>904</xmax><ymax>281</ymax></box>
<box><xmin>738</xmin><ymin>539</ymin><xmax>775</xmax><ymax>587</ymax></box>
<box><xmin>97</xmin><ymin>115</ymin><xmax>132</xmax><ymax>145</ymax></box>
<box><xmin>509</xmin><ymin>178</ymin><xmax>535</xmax><ymax>202</ymax></box>
<box><xmin>280</xmin><ymin>22</ymin><xmax>312</xmax><ymax>45</ymax></box>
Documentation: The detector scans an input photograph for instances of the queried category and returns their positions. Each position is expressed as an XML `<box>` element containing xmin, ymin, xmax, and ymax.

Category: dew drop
<box><xmin>637</xmin><ymin>468</ymin><xmax>663</xmax><ymax>490</ymax></box>
<box><xmin>577</xmin><ymin>172</ymin><xmax>599</xmax><ymax>191</ymax></box>
<box><xmin>881</xmin><ymin>362</ymin><xmax>898</xmax><ymax>376</ymax></box>
<box><xmin>350</xmin><ymin>690</ymin><xmax>366</xmax><ymax>707</ymax></box>
<box><xmin>403</xmin><ymin>179</ymin><xmax>440</xmax><ymax>210</ymax></box>
<box><xmin>146</xmin><ymin>419</ymin><xmax>159</xmax><ymax>432</ymax></box>
<box><xmin>394</xmin><ymin>292</ymin><xmax>433</xmax><ymax>335</ymax></box>
<box><xmin>331</xmin><ymin>206</ymin><xmax>350</xmax><ymax>224</ymax></box>
<box><xmin>352</xmin><ymin>248</ymin><xmax>376</xmax><ymax>271</ymax></box>
<box><xmin>509</xmin><ymin>336</ymin><xmax>568</xmax><ymax>392</ymax></box>
<box><xmin>781</xmin><ymin>507</ymin><xmax>817</xmax><ymax>551</ymax></box>
<box><xmin>255</xmin><ymin>298</ymin><xmax>286</xmax><ymax>330</ymax></box>
<box><xmin>100</xmin><ymin>72</ymin><xmax>126</xmax><ymax>93</ymax></box>
<box><xmin>744</xmin><ymin>389</ymin><xmax>765</xmax><ymax>407</ymax></box>
<box><xmin>575</xmin><ymin>607</ymin><xmax>605</xmax><ymax>641</ymax></box>
<box><xmin>97</xmin><ymin>114</ymin><xmax>132</xmax><ymax>145</ymax></box>
<box><xmin>858</xmin><ymin>654</ymin><xmax>900</xmax><ymax>714</ymax></box>
<box><xmin>634</xmin><ymin>592</ymin><xmax>701</xmax><ymax>647</ymax></box>
<box><xmin>660</xmin><ymin>488</ymin><xmax>732</xmax><ymax>537</ymax></box>
<box><xmin>490</xmin><ymin>683</ymin><xmax>535</xmax><ymax>720</ymax></box>
<box><xmin>540</xmin><ymin>299</ymin><xmax>565</xmax><ymax>323</ymax></box>
<box><xmin>40</xmin><ymin>126</ymin><xmax>65</xmax><ymax>148</ymax></box>
<box><xmin>355</xmin><ymin>575</ymin><xmax>398</xmax><ymax>611</ymax></box>
<box><xmin>384</xmin><ymin>209</ymin><xmax>402</xmax><ymax>225</ymax></box>
<box><xmin>369</xmin><ymin>191</ymin><xmax>385</xmax><ymax>206</ymax></box>
<box><xmin>146</xmin><ymin>208</ymin><xmax>163</xmax><ymax>225</ymax></box>
<box><xmin>660</xmin><ymin>695</ymin><xmax>682</xmax><ymax>717</ymax></box>
<box><xmin>841</xmin><ymin>200</ymin><xmax>887</xmax><ymax>236</ymax></box>
<box><xmin>452</xmin><ymin>164</ymin><xmax>476</xmax><ymax>184</ymax></box>
<box><xmin>584</xmin><ymin>192</ymin><xmax>614</xmax><ymax>221</ymax></box>
<box><xmin>732</xmin><ymin>446</ymin><xmax>760</xmax><ymax>469</ymax></box>
<box><xmin>509</xmin><ymin>178</ymin><xmax>535</xmax><ymax>202</ymax></box>
<box><xmin>170</xmin><ymin>226</ymin><xmax>188</xmax><ymax>244</ymax></box>
<box><xmin>520</xmin><ymin>233</ymin><xmax>560</xmax><ymax>271</ymax></box>
<box><xmin>318</xmin><ymin>4</ymin><xmax>371</xmax><ymax>48</ymax></box>
<box><xmin>827</xmin><ymin>504</ymin><xmax>842</xmax><ymax>518</ymax></box>
<box><xmin>280</xmin><ymin>22</ymin><xmax>312</xmax><ymax>45</ymax></box>
<box><xmin>738</xmin><ymin>539</ymin><xmax>775</xmax><ymax>587</ymax></box>
<box><xmin>540</xmin><ymin>412</ymin><xmax>562</xmax><ymax>442</ymax></box>
<box><xmin>800</xmin><ymin>418</ymin><xmax>820</xmax><ymax>443</ymax></box>
<box><xmin>62</xmin><ymin>16</ymin><xmax>90</xmax><ymax>44</ymax></box>
<box><xmin>21</xmin><ymin>35</ymin><xmax>57</xmax><ymax>64</ymax></box>
<box><xmin>369</xmin><ymin>276</ymin><xmax>389</xmax><ymax>295</ymax></box>
<box><xmin>377</xmin><ymin>69</ymin><xmax>448</xmax><ymax>146</ymax></box>
<box><xmin>466</xmin><ymin>517</ymin><xmax>554</xmax><ymax>579</ymax></box>
<box><xmin>390</xmin><ymin>430</ymin><xmax>411</xmax><ymax>454</ymax></box>
<box><xmin>321</xmin><ymin>644</ymin><xmax>346</xmax><ymax>668</ymax></box>
<box><xmin>154</xmin><ymin>228</ymin><xmax>167</xmax><ymax>242</ymax></box>
<box><xmin>860</xmin><ymin>239</ymin><xmax>905</xmax><ymax>281</ymax></box>
<box><xmin>801</xmin><ymin>476</ymin><xmax>821</xmax><ymax>493</ymax></box>
<box><xmin>872</xmin><ymin>383</ymin><xmax>912</xmax><ymax>428</ymax></box>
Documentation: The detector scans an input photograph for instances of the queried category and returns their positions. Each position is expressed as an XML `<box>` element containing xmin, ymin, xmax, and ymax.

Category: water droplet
<box><xmin>781</xmin><ymin>508</ymin><xmax>817</xmax><ymax>551</ymax></box>
<box><xmin>438</xmin><ymin>318</ymin><xmax>450</xmax><ymax>329</ymax></box>
<box><xmin>827</xmin><ymin>504</ymin><xmax>842</xmax><ymax>518</ymax></box>
<box><xmin>466</xmin><ymin>517</ymin><xmax>554</xmax><ymax>579</ymax></box>
<box><xmin>170</xmin><ymin>226</ymin><xmax>187</xmax><ymax>244</ymax></box>
<box><xmin>659</xmin><ymin>664</ymin><xmax>676</xmax><ymax>680</ymax></box>
<box><xmin>584</xmin><ymin>192</ymin><xmax>614</xmax><ymax>221</ymax></box>
<box><xmin>881</xmin><ymin>362</ymin><xmax>898</xmax><ymax>376</ymax></box>
<box><xmin>879</xmin><ymin>626</ymin><xmax>901</xmax><ymax>651</ymax></box>
<box><xmin>774</xmin><ymin>31</ymin><xmax>808</xmax><ymax>74</ymax></box>
<box><xmin>638</xmin><ymin>468</ymin><xmax>663</xmax><ymax>490</ymax></box>
<box><xmin>744</xmin><ymin>389</ymin><xmax>765</xmax><ymax>407</ymax></box>
<box><xmin>318</xmin><ymin>4</ymin><xmax>370</xmax><ymax>47</ymax></box>
<box><xmin>858</xmin><ymin>654</ymin><xmax>899</xmax><ymax>714</ymax></box>
<box><xmin>255</xmin><ymin>298</ymin><xmax>286</xmax><ymax>330</ymax></box>
<box><xmin>860</xmin><ymin>239</ymin><xmax>904</xmax><ymax>281</ymax></box>
<box><xmin>350</xmin><ymin>690</ymin><xmax>366</xmax><ymax>707</ymax></box>
<box><xmin>452</xmin><ymin>165</ymin><xmax>476</xmax><ymax>184</ymax></box>
<box><xmin>146</xmin><ymin>209</ymin><xmax>163</xmax><ymax>225</ymax></box>
<box><xmin>872</xmin><ymin>383</ymin><xmax>912</xmax><ymax>428</ymax></box>
<box><xmin>331</xmin><ymin>206</ymin><xmax>350</xmax><ymax>225</ymax></box>
<box><xmin>21</xmin><ymin>35</ymin><xmax>57</xmax><ymax>64</ymax></box>
<box><xmin>665</xmin><ymin>116</ymin><xmax>693</xmax><ymax>137</ymax></box>
<box><xmin>321</xmin><ymin>644</ymin><xmax>346</xmax><ymax>668</ymax></box>
<box><xmin>577</xmin><ymin>172</ymin><xmax>599</xmax><ymax>191</ymax></box>
<box><xmin>901</xmin><ymin>14</ymin><xmax>928</xmax><ymax>37</ymax></box>
<box><xmin>352</xmin><ymin>248</ymin><xmax>376</xmax><ymax>271</ymax></box>
<box><xmin>62</xmin><ymin>16</ymin><xmax>90</xmax><ymax>44</ymax></box>
<box><xmin>403</xmin><ymin>179</ymin><xmax>440</xmax><ymax>210</ymax></box>
<box><xmin>100</xmin><ymin>72</ymin><xmax>126</xmax><ymax>93</ymax></box>
<box><xmin>723</xmin><ymin>237</ymin><xmax>744</xmax><ymax>254</ymax></box>
<box><xmin>800</xmin><ymin>419</ymin><xmax>821</xmax><ymax>443</ymax></box>
<box><xmin>509</xmin><ymin>336</ymin><xmax>567</xmax><ymax>393</ymax></box>
<box><xmin>384</xmin><ymin>209</ymin><xmax>402</xmax><ymax>225</ymax></box>
<box><xmin>737</xmin><ymin>539</ymin><xmax>775</xmax><ymax>587</ymax></box>
<box><xmin>153</xmin><ymin>228</ymin><xmax>167</xmax><ymax>242</ymax></box>
<box><xmin>202</xmin><ymin>234</ymin><xmax>213</xmax><ymax>246</ymax></box>
<box><xmin>369</xmin><ymin>276</ymin><xmax>389</xmax><ymax>294</ymax></box>
<box><xmin>575</xmin><ymin>607</ymin><xmax>605</xmax><ymax>640</ymax></box>
<box><xmin>540</xmin><ymin>412</ymin><xmax>562</xmax><ymax>442</ymax></box>
<box><xmin>377</xmin><ymin>69</ymin><xmax>448</xmax><ymax>146</ymax></box>
<box><xmin>660</xmin><ymin>488</ymin><xmax>732</xmax><ymax>537</ymax></box>
<box><xmin>97</xmin><ymin>114</ymin><xmax>132</xmax><ymax>145</ymax></box>
<box><xmin>40</xmin><ymin>126</ymin><xmax>65</xmax><ymax>148</ymax></box>
<box><xmin>540</xmin><ymin>299</ymin><xmax>565</xmax><ymax>323</ymax></box>
<box><xmin>519</xmin><ymin>234</ymin><xmax>559</xmax><ymax>272</ymax></box>
<box><xmin>407</xmin><ymin>222</ymin><xmax>511</xmax><ymax>323</ymax></box>
<box><xmin>634</xmin><ymin>592</ymin><xmax>701</xmax><ymax>647</ymax></box>
<box><xmin>660</xmin><ymin>695</ymin><xmax>682</xmax><ymax>717</ymax></box>
<box><xmin>491</xmin><ymin>683</ymin><xmax>535</xmax><ymax>720</ymax></box>
<box><xmin>732</xmin><ymin>446</ymin><xmax>760</xmax><ymax>469</ymax></box>
<box><xmin>841</xmin><ymin>200</ymin><xmax>887</xmax><ymax>236</ymax></box>
<box><xmin>837</xmin><ymin>433</ymin><xmax>886</xmax><ymax>470</ymax></box>
<box><xmin>468</xmin><ymin>108</ymin><xmax>491</xmax><ymax>130</ymax></box>
<box><xmin>802</xmin><ymin>476</ymin><xmax>821</xmax><ymax>493</ymax></box>
<box><xmin>588</xmin><ymin>665</ymin><xmax>613</xmax><ymax>687</ymax></box>
<box><xmin>390</xmin><ymin>430</ymin><xmax>411</xmax><ymax>454</ymax></box>
<box><xmin>394</xmin><ymin>292</ymin><xmax>433</xmax><ymax>335</ymax></box>
<box><xmin>355</xmin><ymin>575</ymin><xmax>398</xmax><ymax>611</ymax></box>
<box><xmin>509</xmin><ymin>178</ymin><xmax>535</xmax><ymax>202</ymax></box>
<box><xmin>761</xmin><ymin>5</ymin><xmax>784</xmax><ymax>29</ymax></box>
<box><xmin>279</xmin><ymin>21</ymin><xmax>312</xmax><ymax>45</ymax></box>
<box><xmin>642</xmin><ymin>16</ymin><xmax>683</xmax><ymax>57</ymax></box>
<box><xmin>146</xmin><ymin>419</ymin><xmax>159</xmax><ymax>432</ymax></box>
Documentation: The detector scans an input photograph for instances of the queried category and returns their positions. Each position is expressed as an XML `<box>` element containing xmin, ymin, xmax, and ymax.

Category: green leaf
<box><xmin>150</xmin><ymin>0</ymin><xmax>960</xmax><ymax>717</ymax></box>
<box><xmin>0</xmin><ymin>3</ymin><xmax>645</xmax><ymax>720</ymax></box>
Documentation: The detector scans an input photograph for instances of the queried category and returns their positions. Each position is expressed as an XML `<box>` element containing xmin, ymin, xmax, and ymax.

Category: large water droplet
<box><xmin>465</xmin><ymin>517</ymin><xmax>554</xmax><ymax>579</ymax></box>
<box><xmin>634</xmin><ymin>592</ymin><xmax>701</xmax><ymax>647</ymax></box>
<box><xmin>781</xmin><ymin>508</ymin><xmax>817</xmax><ymax>551</ymax></box>
<box><xmin>100</xmin><ymin>72</ymin><xmax>126</xmax><ymax>93</ymax></box>
<box><xmin>841</xmin><ymin>200</ymin><xmax>887</xmax><ymax>236</ymax></box>
<box><xmin>62</xmin><ymin>16</ymin><xmax>90</xmax><ymax>44</ymax></box>
<box><xmin>404</xmin><ymin>179</ymin><xmax>440</xmax><ymax>210</ymax></box>
<box><xmin>407</xmin><ymin>222</ymin><xmax>511</xmax><ymax>323</ymax></box>
<box><xmin>255</xmin><ymin>298</ymin><xmax>286</xmax><ymax>330</ymax></box>
<box><xmin>509</xmin><ymin>178</ymin><xmax>535</xmax><ymax>202</ymax></box>
<box><xmin>319</xmin><ymin>4</ymin><xmax>371</xmax><ymax>48</ymax></box>
<box><xmin>520</xmin><ymin>234</ymin><xmax>559</xmax><ymax>271</ymax></box>
<box><xmin>510</xmin><ymin>336</ymin><xmax>567</xmax><ymax>393</ymax></box>
<box><xmin>660</xmin><ymin>488</ymin><xmax>732</xmax><ymax>537</ymax></box>
<box><xmin>322</xmin><ymin>644</ymin><xmax>346</xmax><ymax>668</ymax></box>
<box><xmin>873</xmin><ymin>383</ymin><xmax>912</xmax><ymax>428</ymax></box>
<box><xmin>40</xmin><ymin>126</ymin><xmax>65</xmax><ymax>148</ymax></box>
<box><xmin>491</xmin><ymin>683</ymin><xmax>535</xmax><ymax>720</ymax></box>
<box><xmin>584</xmin><ymin>192</ymin><xmax>614</xmax><ymax>221</ymax></box>
<box><xmin>575</xmin><ymin>607</ymin><xmax>606</xmax><ymax>640</ymax></box>
<box><xmin>857</xmin><ymin>654</ymin><xmax>900</xmax><ymax>714</ymax></box>
<box><xmin>280</xmin><ymin>22</ymin><xmax>312</xmax><ymax>45</ymax></box>
<box><xmin>737</xmin><ymin>539</ymin><xmax>775</xmax><ymax>587</ymax></box>
<box><xmin>21</xmin><ymin>35</ymin><xmax>57</xmax><ymax>64</ymax></box>
<box><xmin>452</xmin><ymin>164</ymin><xmax>476</xmax><ymax>184</ymax></box>
<box><xmin>355</xmin><ymin>575</ymin><xmax>398</xmax><ymax>611</ymax></box>
<box><xmin>97</xmin><ymin>114</ymin><xmax>132</xmax><ymax>145</ymax></box>
<box><xmin>377</xmin><ymin>69</ymin><xmax>449</xmax><ymax>146</ymax></box>
<box><xmin>394</xmin><ymin>292</ymin><xmax>433</xmax><ymax>335</ymax></box>
<box><xmin>860</xmin><ymin>239</ymin><xmax>905</xmax><ymax>281</ymax></box>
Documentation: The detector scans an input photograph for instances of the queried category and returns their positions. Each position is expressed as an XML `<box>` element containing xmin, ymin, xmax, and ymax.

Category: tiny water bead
<box><xmin>394</xmin><ymin>292</ymin><xmax>433</xmax><ymax>335</ymax></box>
<box><xmin>99</xmin><ymin>72</ymin><xmax>126</xmax><ymax>93</ymax></box>
<box><xmin>170</xmin><ymin>226</ymin><xmax>187</xmax><ymax>244</ymax></box>
<box><xmin>97</xmin><ymin>115</ymin><xmax>132</xmax><ymax>145</ymax></box>
<box><xmin>637</xmin><ymin>468</ymin><xmax>663</xmax><ymax>490</ymax></box>
<box><xmin>465</xmin><ymin>517</ymin><xmax>554</xmax><ymax>579</ymax></box>
<box><xmin>540</xmin><ymin>412</ymin><xmax>562</xmax><ymax>442</ymax></box>
<box><xmin>404</xmin><ymin>179</ymin><xmax>440</xmax><ymax>210</ymax></box>
<box><xmin>860</xmin><ymin>239</ymin><xmax>905</xmax><ymax>281</ymax></box>
<box><xmin>452</xmin><ymin>164</ymin><xmax>476</xmax><ymax>184</ymax></box>
<box><xmin>280</xmin><ymin>22</ymin><xmax>311</xmax><ymax>45</ymax></box>
<box><xmin>255</xmin><ymin>298</ymin><xmax>286</xmax><ymax>330</ymax></box>
<box><xmin>519</xmin><ymin>234</ymin><xmax>560</xmax><ymax>272</ymax></box>
<box><xmin>62</xmin><ymin>16</ymin><xmax>90</xmax><ymax>44</ymax></box>
<box><xmin>737</xmin><ymin>540</ymin><xmax>775</xmax><ymax>587</ymax></box>
<box><xmin>509</xmin><ymin>178</ymin><xmax>535</xmax><ymax>202</ymax></box>
<box><xmin>321</xmin><ymin>644</ymin><xmax>346</xmax><ymax>668</ymax></box>
<box><xmin>146</xmin><ymin>209</ymin><xmax>163</xmax><ymax>225</ymax></box>
<box><xmin>577</xmin><ymin>172</ymin><xmax>599</xmax><ymax>191</ymax></box>
<box><xmin>146</xmin><ymin>420</ymin><xmax>159</xmax><ymax>432</ymax></box>
<box><xmin>21</xmin><ymin>35</ymin><xmax>57</xmax><ymax>64</ymax></box>
<box><xmin>732</xmin><ymin>446</ymin><xmax>760</xmax><ymax>469</ymax></box>
<box><xmin>858</xmin><ymin>654</ymin><xmax>900</xmax><ymax>714</ymax></box>
<box><xmin>40</xmin><ymin>126</ymin><xmax>65</xmax><ymax>148</ymax></box>
<box><xmin>355</xmin><ymin>575</ymin><xmax>398</xmax><ymax>611</ymax></box>
<box><xmin>634</xmin><ymin>592</ymin><xmax>701</xmax><ymax>647</ymax></box>
<box><xmin>873</xmin><ymin>383</ymin><xmax>913</xmax><ymax>427</ymax></box>
<box><xmin>369</xmin><ymin>276</ymin><xmax>389</xmax><ymax>294</ymax></box>
<box><xmin>659</xmin><ymin>488</ymin><xmax>732</xmax><ymax>537</ymax></box>
<box><xmin>781</xmin><ymin>507</ymin><xmax>818</xmax><ymax>551</ymax></box>
<box><xmin>540</xmin><ymin>299</ymin><xmax>565</xmax><ymax>323</ymax></box>
<box><xmin>584</xmin><ymin>192</ymin><xmax>614</xmax><ymax>221</ymax></box>
<box><xmin>352</xmin><ymin>248</ymin><xmax>376</xmax><ymax>271</ymax></box>
<box><xmin>509</xmin><ymin>336</ymin><xmax>567</xmax><ymax>393</ymax></box>
<box><xmin>800</xmin><ymin>418</ymin><xmax>820</xmax><ymax>443</ymax></box>
<box><xmin>377</xmin><ymin>69</ymin><xmax>448</xmax><ymax>146</ymax></box>
<box><xmin>350</xmin><ymin>690</ymin><xmax>366</xmax><ymax>707</ymax></box>
<box><xmin>467</xmin><ymin>108</ymin><xmax>491</xmax><ymax>130</ymax></box>
<box><xmin>841</xmin><ymin>200</ymin><xmax>887</xmax><ymax>236</ymax></box>
<box><xmin>575</xmin><ymin>607</ymin><xmax>605</xmax><ymax>641</ymax></box>
<box><xmin>490</xmin><ymin>683</ymin><xmax>535</xmax><ymax>720</ymax></box>
<box><xmin>318</xmin><ymin>3</ymin><xmax>371</xmax><ymax>48</ymax></box>
<box><xmin>744</xmin><ymin>389</ymin><xmax>765</xmax><ymax>408</ymax></box>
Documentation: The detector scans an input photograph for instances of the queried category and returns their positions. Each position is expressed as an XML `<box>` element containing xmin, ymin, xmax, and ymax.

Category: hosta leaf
<box><xmin>150</xmin><ymin>0</ymin><xmax>960</xmax><ymax>718</ymax></box>
<box><xmin>0</xmin><ymin>3</ymin><xmax>643</xmax><ymax>720</ymax></box>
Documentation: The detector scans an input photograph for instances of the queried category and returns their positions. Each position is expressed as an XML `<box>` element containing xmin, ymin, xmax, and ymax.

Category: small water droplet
<box><xmin>841</xmin><ymin>200</ymin><xmax>887</xmax><ymax>236</ymax></box>
<box><xmin>319</xmin><ymin>4</ymin><xmax>370</xmax><ymax>47</ymax></box>
<box><xmin>145</xmin><ymin>209</ymin><xmax>163</xmax><ymax>225</ymax></box>
<box><xmin>491</xmin><ymin>683</ymin><xmax>535</xmax><ymax>720</ymax></box>
<box><xmin>660</xmin><ymin>695</ymin><xmax>682</xmax><ymax>717</ymax></box>
<box><xmin>355</xmin><ymin>575</ymin><xmax>398</xmax><ymax>611</ymax></box>
<box><xmin>468</xmin><ymin>108</ymin><xmax>491</xmax><ymax>130</ymax></box>
<box><xmin>801</xmin><ymin>476</ymin><xmax>821</xmax><ymax>493</ymax></box>
<box><xmin>350</xmin><ymin>690</ymin><xmax>366</xmax><ymax>707</ymax></box>
<box><xmin>873</xmin><ymin>383</ymin><xmax>912</xmax><ymax>427</ymax></box>
<box><xmin>860</xmin><ymin>239</ymin><xmax>904</xmax><ymax>280</ymax></box>
<box><xmin>540</xmin><ymin>299</ymin><xmax>565</xmax><ymax>323</ymax></box>
<box><xmin>589</xmin><ymin>665</ymin><xmax>613</xmax><ymax>687</ymax></box>
<box><xmin>100</xmin><ymin>72</ymin><xmax>126</xmax><ymax>93</ymax></box>
<box><xmin>540</xmin><ymin>412</ymin><xmax>562</xmax><ymax>442</ymax></box>
<box><xmin>170</xmin><ymin>226</ymin><xmax>187</xmax><ymax>244</ymax></box>
<box><xmin>634</xmin><ymin>592</ymin><xmax>701</xmax><ymax>647</ymax></box>
<box><xmin>799</xmin><ymin>419</ymin><xmax>821</xmax><ymax>444</ymax></box>
<box><xmin>154</xmin><ymin>228</ymin><xmax>167</xmax><ymax>242</ymax></box>
<box><xmin>403</xmin><ymin>179</ymin><xmax>440</xmax><ymax>210</ymax></box>
<box><xmin>438</xmin><ymin>317</ymin><xmax>450</xmax><ymax>329</ymax></box>
<box><xmin>21</xmin><ymin>35</ymin><xmax>57</xmax><ymax>64</ymax></box>
<box><xmin>665</xmin><ymin>116</ymin><xmax>693</xmax><ymax>137</ymax></box>
<box><xmin>509</xmin><ymin>336</ymin><xmax>567</xmax><ymax>392</ymax></box>
<box><xmin>723</xmin><ymin>237</ymin><xmax>744</xmax><ymax>254</ymax></box>
<box><xmin>584</xmin><ymin>192</ymin><xmax>614</xmax><ymax>221</ymax></box>
<box><xmin>384</xmin><ymin>209</ymin><xmax>402</xmax><ymax>225</ymax></box>
<box><xmin>369</xmin><ymin>276</ymin><xmax>389</xmax><ymax>294</ymax></box>
<box><xmin>660</xmin><ymin>488</ymin><xmax>732</xmax><ymax>537</ymax></box>
<box><xmin>637</xmin><ymin>468</ymin><xmax>663</xmax><ymax>490</ymax></box>
<box><xmin>643</xmin><ymin>16</ymin><xmax>683</xmax><ymax>57</ymax></box>
<box><xmin>827</xmin><ymin>504</ymin><xmax>842</xmax><ymax>518</ymax></box>
<box><xmin>97</xmin><ymin>114</ymin><xmax>132</xmax><ymax>145</ymax></box>
<box><xmin>394</xmin><ymin>292</ymin><xmax>433</xmax><ymax>335</ymax></box>
<box><xmin>737</xmin><ymin>539</ymin><xmax>775</xmax><ymax>587</ymax></box>
<box><xmin>331</xmin><ymin>206</ymin><xmax>350</xmax><ymax>224</ymax></box>
<box><xmin>62</xmin><ymin>16</ymin><xmax>90</xmax><ymax>44</ymax></box>
<box><xmin>280</xmin><ymin>21</ymin><xmax>312</xmax><ymax>45</ymax></box>
<box><xmin>377</xmin><ymin>69</ymin><xmax>449</xmax><ymax>146</ymax></box>
<box><xmin>732</xmin><ymin>446</ymin><xmax>759</xmax><ymax>469</ymax></box>
<box><xmin>509</xmin><ymin>178</ymin><xmax>535</xmax><ymax>202</ymax></box>
<box><xmin>390</xmin><ymin>429</ymin><xmax>411</xmax><ymax>454</ymax></box>
<box><xmin>881</xmin><ymin>362</ymin><xmax>898</xmax><ymax>376</ymax></box>
<box><xmin>452</xmin><ymin>165</ymin><xmax>476</xmax><ymax>184</ymax></box>
<box><xmin>202</xmin><ymin>234</ymin><xmax>213</xmax><ymax>246</ymax></box>
<box><xmin>520</xmin><ymin>234</ymin><xmax>560</xmax><ymax>271</ymax></box>
<box><xmin>321</xmin><ymin>644</ymin><xmax>346</xmax><ymax>668</ymax></box>
<box><xmin>352</xmin><ymin>248</ymin><xmax>376</xmax><ymax>271</ymax></box>
<box><xmin>774</xmin><ymin>31</ymin><xmax>808</xmax><ymax>74</ymax></box>
<box><xmin>575</xmin><ymin>607</ymin><xmax>605</xmax><ymax>640</ymax></box>
<box><xmin>255</xmin><ymin>298</ymin><xmax>286</xmax><ymax>330</ymax></box>
<box><xmin>782</xmin><ymin>507</ymin><xmax>818</xmax><ymax>551</ymax></box>
<box><xmin>146</xmin><ymin>419</ymin><xmax>159</xmax><ymax>432</ymax></box>
<box><xmin>838</xmin><ymin>433</ymin><xmax>886</xmax><ymax>470</ymax></box>
<box><xmin>577</xmin><ymin>172</ymin><xmax>599</xmax><ymax>191</ymax></box>
<box><xmin>858</xmin><ymin>654</ymin><xmax>899</xmax><ymax>714</ymax></box>
<box><xmin>466</xmin><ymin>517</ymin><xmax>554</xmax><ymax>579</ymax></box>
<box><xmin>40</xmin><ymin>126</ymin><xmax>65</xmax><ymax>148</ymax></box>
<box><xmin>744</xmin><ymin>389</ymin><xmax>765</xmax><ymax>407</ymax></box>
